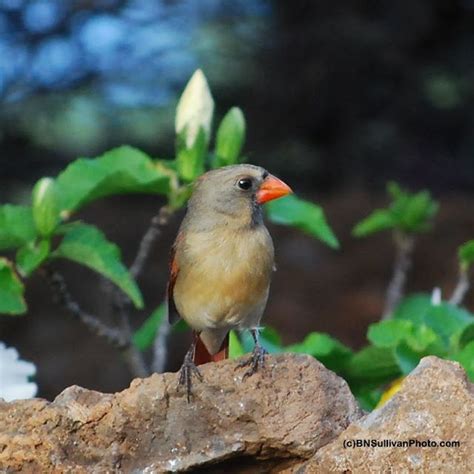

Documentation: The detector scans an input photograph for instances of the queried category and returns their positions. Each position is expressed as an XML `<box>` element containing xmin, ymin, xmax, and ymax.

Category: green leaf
<box><xmin>452</xmin><ymin>341</ymin><xmax>474</xmax><ymax>382</ymax></box>
<box><xmin>52</xmin><ymin>224</ymin><xmax>143</xmax><ymax>308</ymax></box>
<box><xmin>387</xmin><ymin>181</ymin><xmax>403</xmax><ymax>200</ymax></box>
<box><xmin>393</xmin><ymin>339</ymin><xmax>446</xmax><ymax>375</ymax></box>
<box><xmin>214</xmin><ymin>107</ymin><xmax>246</xmax><ymax>167</ymax></box>
<box><xmin>176</xmin><ymin>127</ymin><xmax>207</xmax><ymax>181</ymax></box>
<box><xmin>32</xmin><ymin>177</ymin><xmax>60</xmax><ymax>236</ymax></box>
<box><xmin>266</xmin><ymin>195</ymin><xmax>339</xmax><ymax>249</ymax></box>
<box><xmin>0</xmin><ymin>205</ymin><xmax>37</xmax><ymax>251</ymax></box>
<box><xmin>132</xmin><ymin>304</ymin><xmax>166</xmax><ymax>351</ymax></box>
<box><xmin>345</xmin><ymin>346</ymin><xmax>401</xmax><ymax>385</ymax></box>
<box><xmin>55</xmin><ymin>146</ymin><xmax>170</xmax><ymax>215</ymax></box>
<box><xmin>353</xmin><ymin>183</ymin><xmax>438</xmax><ymax>237</ymax></box>
<box><xmin>286</xmin><ymin>332</ymin><xmax>352</xmax><ymax>373</ymax></box>
<box><xmin>394</xmin><ymin>343</ymin><xmax>422</xmax><ymax>374</ymax></box>
<box><xmin>229</xmin><ymin>330</ymin><xmax>246</xmax><ymax>358</ymax></box>
<box><xmin>392</xmin><ymin>294</ymin><xmax>432</xmax><ymax>324</ymax></box>
<box><xmin>16</xmin><ymin>240</ymin><xmax>50</xmax><ymax>277</ymax></box>
<box><xmin>458</xmin><ymin>322</ymin><xmax>474</xmax><ymax>348</ymax></box>
<box><xmin>392</xmin><ymin>190</ymin><xmax>438</xmax><ymax>233</ymax></box>
<box><xmin>423</xmin><ymin>303</ymin><xmax>473</xmax><ymax>348</ymax></box>
<box><xmin>352</xmin><ymin>209</ymin><xmax>395</xmax><ymax>237</ymax></box>
<box><xmin>368</xmin><ymin>320</ymin><xmax>414</xmax><ymax>348</ymax></box>
<box><xmin>368</xmin><ymin>320</ymin><xmax>438</xmax><ymax>351</ymax></box>
<box><xmin>458</xmin><ymin>240</ymin><xmax>474</xmax><ymax>267</ymax></box>
<box><xmin>0</xmin><ymin>258</ymin><xmax>27</xmax><ymax>315</ymax></box>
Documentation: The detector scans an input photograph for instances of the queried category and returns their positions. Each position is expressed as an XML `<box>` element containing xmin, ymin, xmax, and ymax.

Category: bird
<box><xmin>166</xmin><ymin>164</ymin><xmax>292</xmax><ymax>400</ymax></box>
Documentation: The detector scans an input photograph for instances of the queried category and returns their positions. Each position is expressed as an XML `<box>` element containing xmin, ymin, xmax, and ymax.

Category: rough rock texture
<box><xmin>303</xmin><ymin>356</ymin><xmax>474</xmax><ymax>473</ymax></box>
<box><xmin>0</xmin><ymin>354</ymin><xmax>362</xmax><ymax>473</ymax></box>
<box><xmin>2</xmin><ymin>355</ymin><xmax>473</xmax><ymax>473</ymax></box>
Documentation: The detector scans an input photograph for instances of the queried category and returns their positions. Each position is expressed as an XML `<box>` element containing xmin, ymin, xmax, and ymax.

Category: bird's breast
<box><xmin>173</xmin><ymin>226</ymin><xmax>274</xmax><ymax>330</ymax></box>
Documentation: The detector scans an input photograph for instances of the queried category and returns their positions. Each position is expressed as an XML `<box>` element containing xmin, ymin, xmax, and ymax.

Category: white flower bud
<box><xmin>175</xmin><ymin>69</ymin><xmax>214</xmax><ymax>148</ymax></box>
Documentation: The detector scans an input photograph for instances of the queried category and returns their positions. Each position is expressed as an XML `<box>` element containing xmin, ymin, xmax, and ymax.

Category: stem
<box><xmin>115</xmin><ymin>303</ymin><xmax>149</xmax><ymax>377</ymax></box>
<box><xmin>152</xmin><ymin>319</ymin><xmax>171</xmax><ymax>373</ymax></box>
<box><xmin>449</xmin><ymin>264</ymin><xmax>470</xmax><ymax>306</ymax></box>
<box><xmin>105</xmin><ymin>204</ymin><xmax>175</xmax><ymax>375</ymax></box>
<box><xmin>382</xmin><ymin>232</ymin><xmax>415</xmax><ymax>320</ymax></box>
<box><xmin>130</xmin><ymin>205</ymin><xmax>173</xmax><ymax>279</ymax></box>
<box><xmin>43</xmin><ymin>267</ymin><xmax>147</xmax><ymax>378</ymax></box>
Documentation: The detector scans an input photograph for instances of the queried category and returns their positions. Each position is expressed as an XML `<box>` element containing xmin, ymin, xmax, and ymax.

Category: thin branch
<box><xmin>382</xmin><ymin>232</ymin><xmax>415</xmax><ymax>320</ymax></box>
<box><xmin>100</xmin><ymin>204</ymin><xmax>175</xmax><ymax>375</ymax></box>
<box><xmin>449</xmin><ymin>265</ymin><xmax>470</xmax><ymax>306</ymax></box>
<box><xmin>152</xmin><ymin>319</ymin><xmax>171</xmax><ymax>373</ymax></box>
<box><xmin>106</xmin><ymin>204</ymin><xmax>174</xmax><ymax>309</ymax></box>
<box><xmin>43</xmin><ymin>267</ymin><xmax>148</xmax><ymax>377</ymax></box>
<box><xmin>130</xmin><ymin>205</ymin><xmax>173</xmax><ymax>279</ymax></box>
<box><xmin>43</xmin><ymin>267</ymin><xmax>126</xmax><ymax>347</ymax></box>
<box><xmin>115</xmin><ymin>303</ymin><xmax>149</xmax><ymax>377</ymax></box>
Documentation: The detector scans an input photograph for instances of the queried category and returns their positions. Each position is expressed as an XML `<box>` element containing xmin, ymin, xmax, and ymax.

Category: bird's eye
<box><xmin>237</xmin><ymin>178</ymin><xmax>252</xmax><ymax>190</ymax></box>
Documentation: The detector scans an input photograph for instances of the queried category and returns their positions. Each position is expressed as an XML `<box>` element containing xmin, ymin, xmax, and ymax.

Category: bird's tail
<box><xmin>193</xmin><ymin>332</ymin><xmax>229</xmax><ymax>365</ymax></box>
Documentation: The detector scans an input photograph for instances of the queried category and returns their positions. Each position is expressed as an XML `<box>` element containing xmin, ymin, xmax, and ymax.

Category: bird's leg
<box><xmin>178</xmin><ymin>333</ymin><xmax>203</xmax><ymax>402</ymax></box>
<box><xmin>237</xmin><ymin>328</ymin><xmax>267</xmax><ymax>379</ymax></box>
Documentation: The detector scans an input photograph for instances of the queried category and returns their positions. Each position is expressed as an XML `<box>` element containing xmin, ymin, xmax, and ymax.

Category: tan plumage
<box><xmin>167</xmin><ymin>164</ymin><xmax>292</xmax><ymax>399</ymax></box>
<box><xmin>173</xmin><ymin>218</ymin><xmax>274</xmax><ymax>353</ymax></box>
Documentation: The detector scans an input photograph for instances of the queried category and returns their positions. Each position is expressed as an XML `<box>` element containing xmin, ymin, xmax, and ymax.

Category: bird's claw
<box><xmin>237</xmin><ymin>344</ymin><xmax>267</xmax><ymax>379</ymax></box>
<box><xmin>178</xmin><ymin>354</ymin><xmax>203</xmax><ymax>402</ymax></box>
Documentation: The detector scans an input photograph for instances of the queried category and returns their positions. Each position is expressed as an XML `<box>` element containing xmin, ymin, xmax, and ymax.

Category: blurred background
<box><xmin>1</xmin><ymin>0</ymin><xmax>474</xmax><ymax>399</ymax></box>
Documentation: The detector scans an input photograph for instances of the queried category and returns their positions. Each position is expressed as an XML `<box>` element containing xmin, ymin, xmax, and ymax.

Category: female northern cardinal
<box><xmin>167</xmin><ymin>164</ymin><xmax>292</xmax><ymax>400</ymax></box>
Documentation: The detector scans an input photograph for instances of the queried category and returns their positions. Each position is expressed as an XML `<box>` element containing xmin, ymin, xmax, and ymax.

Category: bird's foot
<box><xmin>237</xmin><ymin>344</ymin><xmax>267</xmax><ymax>379</ymax></box>
<box><xmin>178</xmin><ymin>352</ymin><xmax>203</xmax><ymax>403</ymax></box>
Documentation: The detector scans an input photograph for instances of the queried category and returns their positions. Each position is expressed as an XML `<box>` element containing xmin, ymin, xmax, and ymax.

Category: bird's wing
<box><xmin>166</xmin><ymin>234</ymin><xmax>182</xmax><ymax>324</ymax></box>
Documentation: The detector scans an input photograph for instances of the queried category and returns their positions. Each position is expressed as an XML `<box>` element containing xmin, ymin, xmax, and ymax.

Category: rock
<box><xmin>303</xmin><ymin>356</ymin><xmax>474</xmax><ymax>473</ymax></box>
<box><xmin>0</xmin><ymin>354</ymin><xmax>362</xmax><ymax>472</ymax></box>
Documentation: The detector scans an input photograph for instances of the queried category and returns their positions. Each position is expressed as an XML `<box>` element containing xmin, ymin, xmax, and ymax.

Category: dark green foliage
<box><xmin>55</xmin><ymin>146</ymin><xmax>171</xmax><ymax>215</ymax></box>
<box><xmin>0</xmin><ymin>258</ymin><xmax>27</xmax><ymax>315</ymax></box>
<box><xmin>266</xmin><ymin>194</ymin><xmax>339</xmax><ymax>249</ymax></box>
<box><xmin>353</xmin><ymin>182</ymin><xmax>438</xmax><ymax>237</ymax></box>
<box><xmin>132</xmin><ymin>304</ymin><xmax>166</xmax><ymax>351</ymax></box>
<box><xmin>0</xmin><ymin>205</ymin><xmax>37</xmax><ymax>251</ymax></box>
<box><xmin>52</xmin><ymin>224</ymin><xmax>144</xmax><ymax>309</ymax></box>
<box><xmin>458</xmin><ymin>240</ymin><xmax>474</xmax><ymax>268</ymax></box>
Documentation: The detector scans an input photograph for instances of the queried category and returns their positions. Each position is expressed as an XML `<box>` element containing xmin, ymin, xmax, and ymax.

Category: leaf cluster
<box><xmin>353</xmin><ymin>182</ymin><xmax>438</xmax><ymax>237</ymax></box>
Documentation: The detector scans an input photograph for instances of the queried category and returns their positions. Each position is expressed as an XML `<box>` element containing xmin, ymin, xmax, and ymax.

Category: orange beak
<box><xmin>256</xmin><ymin>174</ymin><xmax>293</xmax><ymax>204</ymax></box>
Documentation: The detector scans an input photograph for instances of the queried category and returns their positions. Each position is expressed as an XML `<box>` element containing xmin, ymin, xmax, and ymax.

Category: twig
<box><xmin>130</xmin><ymin>205</ymin><xmax>174</xmax><ymax>279</ymax></box>
<box><xmin>382</xmin><ymin>232</ymin><xmax>415</xmax><ymax>319</ymax></box>
<box><xmin>107</xmin><ymin>204</ymin><xmax>174</xmax><ymax>309</ymax></box>
<box><xmin>115</xmin><ymin>302</ymin><xmax>149</xmax><ymax>377</ymax></box>
<box><xmin>43</xmin><ymin>267</ymin><xmax>126</xmax><ymax>347</ymax></box>
<box><xmin>43</xmin><ymin>267</ymin><xmax>148</xmax><ymax>377</ymax></box>
<box><xmin>449</xmin><ymin>265</ymin><xmax>470</xmax><ymax>306</ymax></box>
<box><xmin>152</xmin><ymin>319</ymin><xmax>171</xmax><ymax>373</ymax></box>
<box><xmin>106</xmin><ymin>204</ymin><xmax>175</xmax><ymax>374</ymax></box>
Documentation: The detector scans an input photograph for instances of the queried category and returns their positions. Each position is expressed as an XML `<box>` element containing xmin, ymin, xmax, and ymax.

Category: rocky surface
<box><xmin>303</xmin><ymin>356</ymin><xmax>474</xmax><ymax>473</ymax></box>
<box><xmin>1</xmin><ymin>355</ymin><xmax>473</xmax><ymax>473</ymax></box>
<box><xmin>0</xmin><ymin>354</ymin><xmax>362</xmax><ymax>472</ymax></box>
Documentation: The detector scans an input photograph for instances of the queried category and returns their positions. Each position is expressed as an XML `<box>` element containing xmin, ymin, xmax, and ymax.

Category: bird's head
<box><xmin>186</xmin><ymin>164</ymin><xmax>292</xmax><ymax>229</ymax></box>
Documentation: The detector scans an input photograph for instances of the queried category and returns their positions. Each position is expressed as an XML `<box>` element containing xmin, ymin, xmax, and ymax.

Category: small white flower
<box><xmin>0</xmin><ymin>342</ymin><xmax>38</xmax><ymax>401</ymax></box>
<box><xmin>175</xmin><ymin>69</ymin><xmax>214</xmax><ymax>148</ymax></box>
<box><xmin>431</xmin><ymin>287</ymin><xmax>442</xmax><ymax>306</ymax></box>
